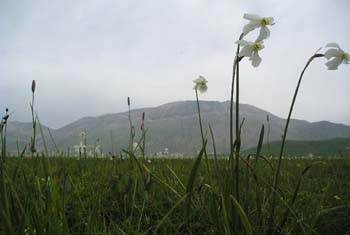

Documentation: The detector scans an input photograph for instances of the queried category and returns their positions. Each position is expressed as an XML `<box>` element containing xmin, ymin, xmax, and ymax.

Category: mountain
<box><xmin>3</xmin><ymin>101</ymin><xmax>350</xmax><ymax>155</ymax></box>
<box><xmin>245</xmin><ymin>138</ymin><xmax>350</xmax><ymax>157</ymax></box>
<box><xmin>4</xmin><ymin>121</ymin><xmax>53</xmax><ymax>154</ymax></box>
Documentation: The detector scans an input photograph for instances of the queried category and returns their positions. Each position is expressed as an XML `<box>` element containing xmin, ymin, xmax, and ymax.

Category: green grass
<box><xmin>0</xmin><ymin>157</ymin><xmax>349</xmax><ymax>234</ymax></box>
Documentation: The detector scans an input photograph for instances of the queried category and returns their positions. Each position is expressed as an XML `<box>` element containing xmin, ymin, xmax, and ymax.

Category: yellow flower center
<box><xmin>341</xmin><ymin>53</ymin><xmax>348</xmax><ymax>60</ymax></box>
<box><xmin>253</xmin><ymin>43</ymin><xmax>262</xmax><ymax>51</ymax></box>
<box><xmin>261</xmin><ymin>18</ymin><xmax>269</xmax><ymax>26</ymax></box>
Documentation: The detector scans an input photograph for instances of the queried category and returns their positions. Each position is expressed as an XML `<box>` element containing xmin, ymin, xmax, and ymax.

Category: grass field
<box><xmin>246</xmin><ymin>138</ymin><xmax>350</xmax><ymax>158</ymax></box>
<box><xmin>1</xmin><ymin>156</ymin><xmax>349</xmax><ymax>234</ymax></box>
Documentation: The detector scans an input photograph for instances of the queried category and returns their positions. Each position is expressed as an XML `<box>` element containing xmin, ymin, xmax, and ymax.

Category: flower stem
<box><xmin>230</xmin><ymin>56</ymin><xmax>238</xmax><ymax>184</ymax></box>
<box><xmin>30</xmin><ymin>91</ymin><xmax>36</xmax><ymax>157</ymax></box>
<box><xmin>230</xmin><ymin>33</ymin><xmax>243</xmax><ymax>201</ymax></box>
<box><xmin>127</xmin><ymin>97</ymin><xmax>134</xmax><ymax>154</ymax></box>
<box><xmin>268</xmin><ymin>52</ymin><xmax>324</xmax><ymax>233</ymax></box>
<box><xmin>195</xmin><ymin>89</ymin><xmax>210</xmax><ymax>176</ymax></box>
<box><xmin>0</xmin><ymin>124</ymin><xmax>4</xmax><ymax>160</ymax></box>
<box><xmin>235</xmin><ymin>54</ymin><xmax>240</xmax><ymax>202</ymax></box>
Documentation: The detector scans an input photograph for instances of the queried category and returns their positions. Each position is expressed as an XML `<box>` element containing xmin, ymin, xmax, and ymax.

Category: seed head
<box><xmin>31</xmin><ymin>80</ymin><xmax>36</xmax><ymax>93</ymax></box>
<box><xmin>127</xmin><ymin>97</ymin><xmax>130</xmax><ymax>106</ymax></box>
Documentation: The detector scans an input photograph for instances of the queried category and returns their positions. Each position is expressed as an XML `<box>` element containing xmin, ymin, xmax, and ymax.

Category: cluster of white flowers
<box><xmin>236</xmin><ymin>13</ymin><xmax>275</xmax><ymax>67</ymax></box>
<box><xmin>191</xmin><ymin>14</ymin><xmax>348</xmax><ymax>94</ymax></box>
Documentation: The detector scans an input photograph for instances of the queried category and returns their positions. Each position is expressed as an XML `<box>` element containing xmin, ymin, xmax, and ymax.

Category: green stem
<box><xmin>128</xmin><ymin>103</ymin><xmax>134</xmax><ymax>154</ymax></box>
<box><xmin>230</xmin><ymin>34</ymin><xmax>243</xmax><ymax>197</ymax></box>
<box><xmin>3</xmin><ymin>124</ymin><xmax>7</xmax><ymax>159</ymax></box>
<box><xmin>30</xmin><ymin>92</ymin><xmax>36</xmax><ymax>157</ymax></box>
<box><xmin>235</xmin><ymin>51</ymin><xmax>240</xmax><ymax>202</ymax></box>
<box><xmin>230</xmin><ymin>59</ymin><xmax>238</xmax><ymax>162</ymax></box>
<box><xmin>268</xmin><ymin>52</ymin><xmax>323</xmax><ymax>233</ymax></box>
<box><xmin>195</xmin><ymin>90</ymin><xmax>210</xmax><ymax>176</ymax></box>
<box><xmin>0</xmin><ymin>126</ymin><xmax>4</xmax><ymax>160</ymax></box>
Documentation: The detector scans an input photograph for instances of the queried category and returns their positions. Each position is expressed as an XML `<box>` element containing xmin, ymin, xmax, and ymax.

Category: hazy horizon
<box><xmin>5</xmin><ymin>99</ymin><xmax>350</xmax><ymax>130</ymax></box>
<box><xmin>1</xmin><ymin>0</ymin><xmax>349</xmax><ymax>128</ymax></box>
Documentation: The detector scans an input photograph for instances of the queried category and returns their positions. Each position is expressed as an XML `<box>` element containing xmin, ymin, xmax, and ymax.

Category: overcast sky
<box><xmin>0</xmin><ymin>0</ymin><xmax>349</xmax><ymax>128</ymax></box>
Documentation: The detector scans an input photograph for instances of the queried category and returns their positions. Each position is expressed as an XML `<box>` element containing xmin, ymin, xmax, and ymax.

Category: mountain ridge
<box><xmin>4</xmin><ymin>100</ymin><xmax>350</xmax><ymax>155</ymax></box>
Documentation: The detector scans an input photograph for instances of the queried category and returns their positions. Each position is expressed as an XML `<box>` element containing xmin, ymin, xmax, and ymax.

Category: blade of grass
<box><xmin>153</xmin><ymin>195</ymin><xmax>186</xmax><ymax>234</ymax></box>
<box><xmin>221</xmin><ymin>195</ymin><xmax>232</xmax><ymax>235</ymax></box>
<box><xmin>254</xmin><ymin>125</ymin><xmax>265</xmax><ymax>231</ymax></box>
<box><xmin>209</xmin><ymin>125</ymin><xmax>220</xmax><ymax>187</ymax></box>
<box><xmin>143</xmin><ymin>163</ymin><xmax>181</xmax><ymax>198</ymax></box>
<box><xmin>230</xmin><ymin>195</ymin><xmax>253</xmax><ymax>235</ymax></box>
<box><xmin>306</xmin><ymin>205</ymin><xmax>350</xmax><ymax>235</ymax></box>
<box><xmin>166</xmin><ymin>165</ymin><xmax>186</xmax><ymax>192</ymax></box>
<box><xmin>279</xmin><ymin>161</ymin><xmax>324</xmax><ymax>229</ymax></box>
<box><xmin>185</xmin><ymin>140</ymin><xmax>207</xmax><ymax>222</ymax></box>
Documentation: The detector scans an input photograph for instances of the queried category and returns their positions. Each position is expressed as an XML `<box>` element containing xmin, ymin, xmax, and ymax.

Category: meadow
<box><xmin>0</xmin><ymin>156</ymin><xmax>349</xmax><ymax>234</ymax></box>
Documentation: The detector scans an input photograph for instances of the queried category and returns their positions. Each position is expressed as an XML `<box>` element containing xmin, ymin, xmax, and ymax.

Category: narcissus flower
<box><xmin>236</xmin><ymin>40</ymin><xmax>265</xmax><ymax>67</ymax></box>
<box><xmin>324</xmin><ymin>43</ymin><xmax>349</xmax><ymax>70</ymax></box>
<box><xmin>243</xmin><ymin>14</ymin><xmax>275</xmax><ymax>41</ymax></box>
<box><xmin>193</xmin><ymin>76</ymin><xmax>208</xmax><ymax>93</ymax></box>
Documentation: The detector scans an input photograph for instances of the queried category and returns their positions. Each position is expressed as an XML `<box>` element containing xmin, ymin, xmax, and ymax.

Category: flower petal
<box><xmin>242</xmin><ymin>22</ymin><xmax>260</xmax><ymax>35</ymax></box>
<box><xmin>243</xmin><ymin>13</ymin><xmax>262</xmax><ymax>21</ymax></box>
<box><xmin>326</xmin><ymin>43</ymin><xmax>341</xmax><ymax>49</ymax></box>
<box><xmin>236</xmin><ymin>40</ymin><xmax>253</xmax><ymax>46</ymax></box>
<box><xmin>266</xmin><ymin>17</ymin><xmax>275</xmax><ymax>25</ymax></box>
<box><xmin>324</xmin><ymin>48</ymin><xmax>342</xmax><ymax>59</ymax></box>
<box><xmin>239</xmin><ymin>45</ymin><xmax>254</xmax><ymax>57</ymax></box>
<box><xmin>198</xmin><ymin>84</ymin><xmax>208</xmax><ymax>93</ymax></box>
<box><xmin>256</xmin><ymin>26</ymin><xmax>270</xmax><ymax>41</ymax></box>
<box><xmin>325</xmin><ymin>57</ymin><xmax>342</xmax><ymax>70</ymax></box>
<box><xmin>250</xmin><ymin>51</ymin><xmax>262</xmax><ymax>67</ymax></box>
<box><xmin>343</xmin><ymin>53</ymin><xmax>350</xmax><ymax>64</ymax></box>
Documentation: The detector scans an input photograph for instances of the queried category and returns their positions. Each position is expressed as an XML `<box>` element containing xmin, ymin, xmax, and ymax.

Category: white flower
<box><xmin>236</xmin><ymin>40</ymin><xmax>265</xmax><ymax>67</ymax></box>
<box><xmin>80</xmin><ymin>132</ymin><xmax>86</xmax><ymax>140</ymax></box>
<box><xmin>242</xmin><ymin>13</ymin><xmax>275</xmax><ymax>41</ymax></box>
<box><xmin>193</xmin><ymin>76</ymin><xmax>208</xmax><ymax>93</ymax></box>
<box><xmin>324</xmin><ymin>43</ymin><xmax>349</xmax><ymax>70</ymax></box>
<box><xmin>147</xmin><ymin>159</ymin><xmax>152</xmax><ymax>164</ymax></box>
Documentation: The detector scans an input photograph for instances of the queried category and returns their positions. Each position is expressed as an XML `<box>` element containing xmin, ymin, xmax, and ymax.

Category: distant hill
<box><xmin>245</xmin><ymin>138</ymin><xmax>350</xmax><ymax>157</ymax></box>
<box><xmin>4</xmin><ymin>101</ymin><xmax>350</xmax><ymax>155</ymax></box>
<box><xmin>5</xmin><ymin>121</ymin><xmax>52</xmax><ymax>154</ymax></box>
